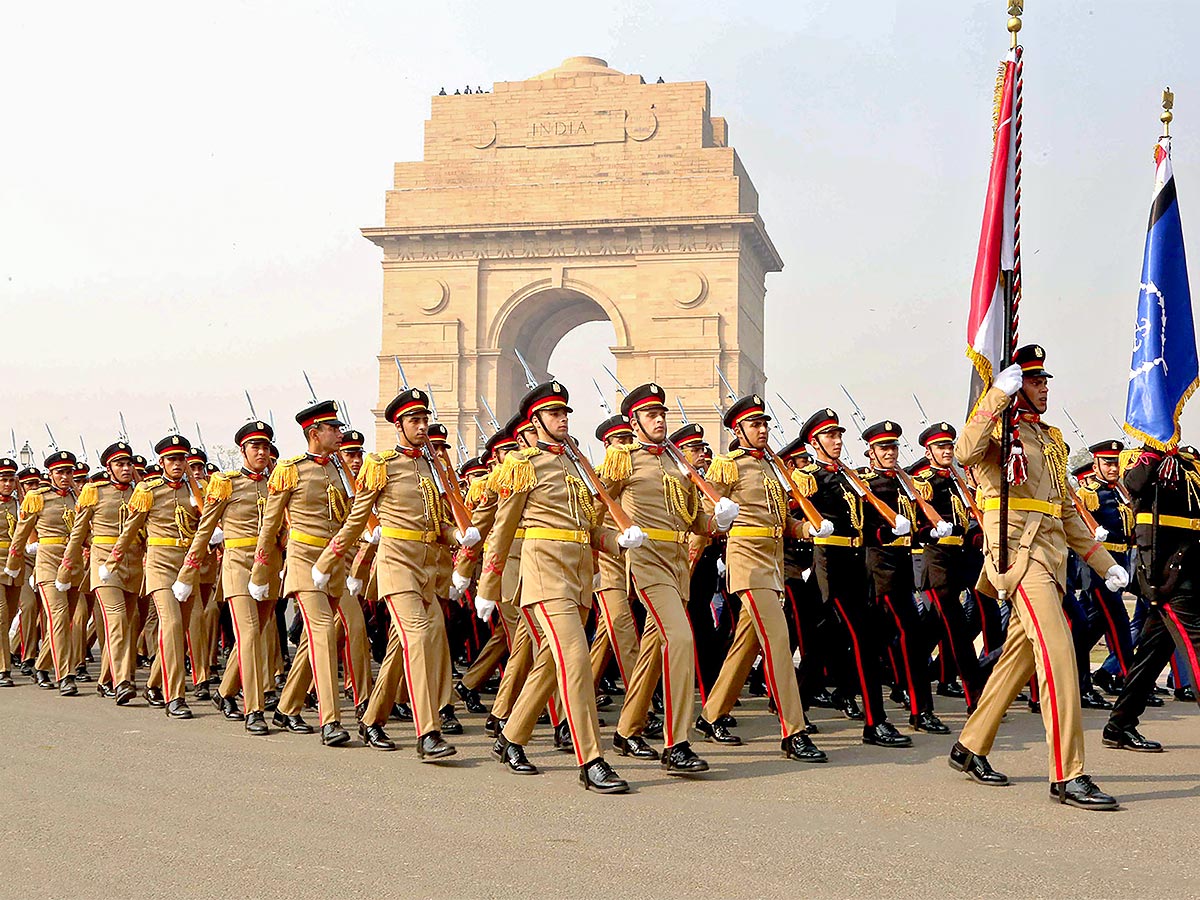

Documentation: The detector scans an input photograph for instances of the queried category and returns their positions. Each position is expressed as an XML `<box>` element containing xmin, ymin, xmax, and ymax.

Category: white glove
<box><xmin>993</xmin><ymin>362</ymin><xmax>1024</xmax><ymax>396</ymax></box>
<box><xmin>1093</xmin><ymin>525</ymin><xmax>1109</xmax><ymax>542</ymax></box>
<box><xmin>452</xmin><ymin>571</ymin><xmax>471</xmax><ymax>596</ymax></box>
<box><xmin>813</xmin><ymin>519</ymin><xmax>835</xmax><ymax>539</ymax></box>
<box><xmin>28</xmin><ymin>574</ymin><xmax>34</xmax><ymax>589</ymax></box>
<box><xmin>932</xmin><ymin>520</ymin><xmax>954</xmax><ymax>539</ymax></box>
<box><xmin>716</xmin><ymin>557</ymin><xmax>727</xmax><ymax>577</ymax></box>
<box><xmin>1105</xmin><ymin>565</ymin><xmax>1130</xmax><ymax>592</ymax></box>
<box><xmin>248</xmin><ymin>581</ymin><xmax>270</xmax><ymax>601</ymax></box>
<box><xmin>617</xmin><ymin>525</ymin><xmax>646</xmax><ymax>550</ymax></box>
<box><xmin>474</xmin><ymin>595</ymin><xmax>497</xmax><ymax>622</ymax></box>
<box><xmin>209</xmin><ymin>527</ymin><xmax>224</xmax><ymax>547</ymax></box>
<box><xmin>368</xmin><ymin>525</ymin><xmax>382</xmax><ymax>545</ymax></box>
<box><xmin>346</xmin><ymin>576</ymin><xmax>363</xmax><ymax>597</ymax></box>
<box><xmin>54</xmin><ymin>579</ymin><xmax>71</xmax><ymax>593</ymax></box>
<box><xmin>98</xmin><ymin>565</ymin><xmax>112</xmax><ymax>583</ymax></box>
<box><xmin>713</xmin><ymin>497</ymin><xmax>740</xmax><ymax>531</ymax></box>
<box><xmin>2</xmin><ymin>568</ymin><xmax>18</xmax><ymax>579</ymax></box>
<box><xmin>891</xmin><ymin>515</ymin><xmax>912</xmax><ymax>537</ymax></box>
<box><xmin>311</xmin><ymin>565</ymin><xmax>330</xmax><ymax>590</ymax></box>
<box><xmin>26</xmin><ymin>542</ymin><xmax>38</xmax><ymax>557</ymax></box>
<box><xmin>455</xmin><ymin>526</ymin><xmax>481</xmax><ymax>548</ymax></box>
<box><xmin>172</xmin><ymin>580</ymin><xmax>192</xmax><ymax>602</ymax></box>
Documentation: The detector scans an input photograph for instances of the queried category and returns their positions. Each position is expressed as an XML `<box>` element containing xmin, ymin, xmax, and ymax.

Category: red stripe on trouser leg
<box><xmin>925</xmin><ymin>590</ymin><xmax>975</xmax><ymax>708</ymax></box>
<box><xmin>832</xmin><ymin>597</ymin><xmax>876</xmax><ymax>727</ymax></box>
<box><xmin>637</xmin><ymin>585</ymin><xmax>675</xmax><ymax>747</ymax></box>
<box><xmin>157</xmin><ymin>621</ymin><xmax>171</xmax><ymax>702</ymax></box>
<box><xmin>229</xmin><ymin>600</ymin><xmax>248</xmax><ymax>701</ymax></box>
<box><xmin>520</xmin><ymin>605</ymin><xmax>559</xmax><ymax>727</ymax></box>
<box><xmin>1093</xmin><ymin>589</ymin><xmax>1129</xmax><ymax>675</ymax></box>
<box><xmin>881</xmin><ymin>594</ymin><xmax>921</xmax><ymax>715</ymax></box>
<box><xmin>680</xmin><ymin>602</ymin><xmax>708</xmax><ymax>705</ymax></box>
<box><xmin>1017</xmin><ymin>585</ymin><xmax>1064</xmax><ymax>783</ymax></box>
<box><xmin>391</xmin><ymin>611</ymin><xmax>423</xmax><ymax>736</ymax></box>
<box><xmin>294</xmin><ymin>598</ymin><xmax>326</xmax><ymax>724</ymax></box>
<box><xmin>744</xmin><ymin>591</ymin><xmax>788</xmax><ymax>738</ymax></box>
<box><xmin>538</xmin><ymin>603</ymin><xmax>586</xmax><ymax>767</ymax></box>
<box><xmin>96</xmin><ymin>596</ymin><xmax>114</xmax><ymax>682</ymax></box>
<box><xmin>1162</xmin><ymin>603</ymin><xmax>1200</xmax><ymax>690</ymax></box>
<box><xmin>594</xmin><ymin>590</ymin><xmax>629</xmax><ymax>685</ymax></box>
<box><xmin>336</xmin><ymin>606</ymin><xmax>360</xmax><ymax>704</ymax></box>
<box><xmin>37</xmin><ymin>585</ymin><xmax>62</xmax><ymax>680</ymax></box>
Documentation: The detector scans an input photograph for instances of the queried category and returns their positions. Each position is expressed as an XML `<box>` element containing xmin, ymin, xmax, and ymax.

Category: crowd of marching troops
<box><xmin>3</xmin><ymin>343</ymin><xmax>1199</xmax><ymax>805</ymax></box>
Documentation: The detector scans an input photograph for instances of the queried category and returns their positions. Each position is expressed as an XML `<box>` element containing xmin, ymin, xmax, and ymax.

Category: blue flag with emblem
<box><xmin>1124</xmin><ymin>136</ymin><xmax>1198</xmax><ymax>450</ymax></box>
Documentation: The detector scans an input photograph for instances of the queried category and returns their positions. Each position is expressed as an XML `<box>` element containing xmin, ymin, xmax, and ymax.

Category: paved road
<box><xmin>0</xmin><ymin>682</ymin><xmax>1196</xmax><ymax>900</ymax></box>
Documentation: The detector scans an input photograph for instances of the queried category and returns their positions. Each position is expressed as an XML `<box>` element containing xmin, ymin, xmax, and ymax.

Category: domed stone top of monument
<box><xmin>530</xmin><ymin>56</ymin><xmax>628</xmax><ymax>81</ymax></box>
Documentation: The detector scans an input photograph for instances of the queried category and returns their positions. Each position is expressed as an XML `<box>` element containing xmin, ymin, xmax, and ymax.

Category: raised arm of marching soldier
<box><xmin>248</xmin><ymin>474</ymin><xmax>291</xmax><ymax>599</ymax></box>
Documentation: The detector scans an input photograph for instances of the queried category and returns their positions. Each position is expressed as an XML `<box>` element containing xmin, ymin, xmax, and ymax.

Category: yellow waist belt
<box><xmin>1135</xmin><ymin>512</ymin><xmax>1200</xmax><ymax>531</ymax></box>
<box><xmin>1102</xmin><ymin>541</ymin><xmax>1130</xmax><ymax>552</ymax></box>
<box><xmin>643</xmin><ymin>528</ymin><xmax>687</xmax><ymax>544</ymax></box>
<box><xmin>147</xmin><ymin>537</ymin><xmax>188</xmax><ymax>548</ymax></box>
<box><xmin>523</xmin><ymin>527</ymin><xmax>589</xmax><ymax>543</ymax></box>
<box><xmin>514</xmin><ymin>528</ymin><xmax>526</xmax><ymax>539</ymax></box>
<box><xmin>981</xmin><ymin>498</ymin><xmax>1063</xmax><ymax>518</ymax></box>
<box><xmin>289</xmin><ymin>529</ymin><xmax>331</xmax><ymax>548</ymax></box>
<box><xmin>224</xmin><ymin>536</ymin><xmax>259</xmax><ymax>549</ymax></box>
<box><xmin>728</xmin><ymin>525</ymin><xmax>783</xmax><ymax>539</ymax></box>
<box><xmin>937</xmin><ymin>535</ymin><xmax>964</xmax><ymax>546</ymax></box>
<box><xmin>90</xmin><ymin>535</ymin><xmax>118</xmax><ymax>546</ymax></box>
<box><xmin>813</xmin><ymin>535</ymin><xmax>862</xmax><ymax>548</ymax></box>
<box><xmin>38</xmin><ymin>536</ymin><xmax>67</xmax><ymax>545</ymax></box>
<box><xmin>381</xmin><ymin>527</ymin><xmax>437</xmax><ymax>543</ymax></box>
<box><xmin>883</xmin><ymin>537</ymin><xmax>912</xmax><ymax>548</ymax></box>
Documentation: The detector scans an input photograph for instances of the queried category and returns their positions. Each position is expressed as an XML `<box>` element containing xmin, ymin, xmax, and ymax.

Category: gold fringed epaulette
<box><xmin>19</xmin><ymin>489</ymin><xmax>44</xmax><ymax>517</ymax></box>
<box><xmin>358</xmin><ymin>453</ymin><xmax>390</xmax><ymax>492</ymax></box>
<box><xmin>464</xmin><ymin>476</ymin><xmax>489</xmax><ymax>511</ymax></box>
<box><xmin>268</xmin><ymin>458</ymin><xmax>299</xmax><ymax>493</ymax></box>
<box><xmin>789</xmin><ymin>468</ymin><xmax>817</xmax><ymax>498</ymax></box>
<box><xmin>490</xmin><ymin>449</ymin><xmax>537</xmax><ymax>496</ymax></box>
<box><xmin>205</xmin><ymin>473</ymin><xmax>232</xmax><ymax>504</ymax></box>
<box><xmin>598</xmin><ymin>443</ymin><xmax>632</xmax><ymax>482</ymax></box>
<box><xmin>705</xmin><ymin>454</ymin><xmax>739</xmax><ymax>486</ymax></box>
<box><xmin>913</xmin><ymin>477</ymin><xmax>933</xmax><ymax>501</ymax></box>
<box><xmin>1118</xmin><ymin>448</ymin><xmax>1140</xmax><ymax>476</ymax></box>
<box><xmin>1076</xmin><ymin>485</ymin><xmax>1100</xmax><ymax>511</ymax></box>
<box><xmin>76</xmin><ymin>482</ymin><xmax>98</xmax><ymax>509</ymax></box>
<box><xmin>128</xmin><ymin>482</ymin><xmax>156</xmax><ymax>514</ymax></box>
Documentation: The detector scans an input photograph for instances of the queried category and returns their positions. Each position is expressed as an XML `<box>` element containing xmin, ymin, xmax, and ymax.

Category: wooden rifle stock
<box><xmin>894</xmin><ymin>467</ymin><xmax>948</xmax><ymax>527</ymax></box>
<box><xmin>426</xmin><ymin>445</ymin><xmax>472</xmax><ymax>535</ymax></box>
<box><xmin>1066</xmin><ymin>480</ymin><xmax>1103</xmax><ymax>535</ymax></box>
<box><xmin>836</xmin><ymin>461</ymin><xmax>900</xmax><ymax>528</ymax></box>
<box><xmin>763</xmin><ymin>446</ymin><xmax>823</xmax><ymax>530</ymax></box>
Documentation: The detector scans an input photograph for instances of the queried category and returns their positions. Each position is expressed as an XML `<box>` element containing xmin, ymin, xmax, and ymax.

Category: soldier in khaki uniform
<box><xmin>0</xmin><ymin>458</ymin><xmax>21</xmax><ymax>687</ymax></box>
<box><xmin>174</xmin><ymin>421</ymin><xmax>278</xmax><ymax>735</ymax></box>
<box><xmin>316</xmin><ymin>388</ymin><xmax>474</xmax><ymax>759</ymax></box>
<box><xmin>67</xmin><ymin>459</ymin><xmax>98</xmax><ymax>684</ymax></box>
<box><xmin>950</xmin><ymin>345</ymin><xmax>1126</xmax><ymax>809</ymax></box>
<box><xmin>5</xmin><ymin>450</ymin><xmax>82</xmax><ymax>695</ymax></box>
<box><xmin>250</xmin><ymin>399</ymin><xmax>352</xmax><ymax>746</ymax></box>
<box><xmin>694</xmin><ymin>396</ymin><xmax>829</xmax><ymax>762</ymax></box>
<box><xmin>335</xmin><ymin>428</ymin><xmax>375</xmax><ymax>715</ymax></box>
<box><xmin>425</xmin><ymin>423</ymin><xmax>464</xmax><ymax>735</ymax></box>
<box><xmin>56</xmin><ymin>442</ymin><xmax>142</xmax><ymax>706</ymax></box>
<box><xmin>479</xmin><ymin>382</ymin><xmax>634</xmax><ymax>793</ymax></box>
<box><xmin>101</xmin><ymin>435</ymin><xmax>201</xmax><ymax>718</ymax></box>
<box><xmin>183</xmin><ymin>447</ymin><xmax>219</xmax><ymax>701</ymax></box>
<box><xmin>13</xmin><ymin>467</ymin><xmax>43</xmax><ymax>676</ymax></box>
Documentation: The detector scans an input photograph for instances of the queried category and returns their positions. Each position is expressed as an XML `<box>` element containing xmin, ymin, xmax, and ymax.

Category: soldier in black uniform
<box><xmin>1104</xmin><ymin>443</ymin><xmax>1200</xmax><ymax>751</ymax></box>
<box><xmin>796</xmin><ymin>409</ymin><xmax>912</xmax><ymax>747</ymax></box>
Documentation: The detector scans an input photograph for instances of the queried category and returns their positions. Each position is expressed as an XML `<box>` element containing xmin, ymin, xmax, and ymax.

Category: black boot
<box><xmin>165</xmin><ymin>698</ymin><xmax>193</xmax><ymax>719</ymax></box>
<box><xmin>358</xmin><ymin>721</ymin><xmax>396</xmax><ymax>751</ymax></box>
<box><xmin>553</xmin><ymin>721</ymin><xmax>574</xmax><ymax>753</ymax></box>
<box><xmin>803</xmin><ymin>714</ymin><xmax>820</xmax><ymax>734</ymax></box>
<box><xmin>264</xmin><ymin>690</ymin><xmax>279</xmax><ymax>712</ymax></box>
<box><xmin>1175</xmin><ymin>686</ymin><xmax>1196</xmax><ymax>703</ymax></box>
<box><xmin>493</xmin><ymin>735</ymin><xmax>537</xmax><ymax>774</ymax></box>
<box><xmin>661</xmin><ymin>741</ymin><xmax>709</xmax><ymax>775</ymax></box>
<box><xmin>439</xmin><ymin>705</ymin><xmax>463</xmax><ymax>735</ymax></box>
<box><xmin>833</xmin><ymin>691</ymin><xmax>864</xmax><ymax>720</ymax></box>
<box><xmin>808</xmin><ymin>689</ymin><xmax>837</xmax><ymax>709</ymax></box>
<box><xmin>454</xmin><ymin>681</ymin><xmax>487</xmax><ymax>714</ymax></box>
<box><xmin>193</xmin><ymin>682</ymin><xmax>211</xmax><ymax>702</ymax></box>
<box><xmin>862</xmin><ymin>721</ymin><xmax>913</xmax><ymax>748</ymax></box>
<box><xmin>782</xmin><ymin>731</ymin><xmax>828</xmax><ymax>762</ymax></box>
<box><xmin>1091</xmin><ymin>669</ymin><xmax>1122</xmax><ymax>696</ymax></box>
<box><xmin>910</xmin><ymin>710</ymin><xmax>950</xmax><ymax>734</ymax></box>
<box><xmin>695</xmin><ymin>715</ymin><xmax>742</xmax><ymax>745</ymax></box>
<box><xmin>218</xmin><ymin>694</ymin><xmax>244</xmax><ymax>720</ymax></box>
<box><xmin>0</xmin><ymin>670</ymin><xmax>18</xmax><ymax>687</ymax></box>
<box><xmin>1101</xmin><ymin>723</ymin><xmax>1163</xmax><ymax>752</ymax></box>
<box><xmin>245</xmin><ymin>711</ymin><xmax>269</xmax><ymax>735</ymax></box>
<box><xmin>272</xmin><ymin>711</ymin><xmax>314</xmax><ymax>734</ymax></box>
<box><xmin>579</xmin><ymin>757</ymin><xmax>629</xmax><ymax>794</ymax></box>
<box><xmin>321</xmin><ymin>721</ymin><xmax>351</xmax><ymax>747</ymax></box>
<box><xmin>417</xmin><ymin>730</ymin><xmax>457</xmax><ymax>761</ymax></box>
<box><xmin>613</xmin><ymin>732</ymin><xmax>659</xmax><ymax>760</ymax></box>
<box><xmin>1050</xmin><ymin>775</ymin><xmax>1118</xmax><ymax>810</ymax></box>
<box><xmin>948</xmin><ymin>741</ymin><xmax>1009</xmax><ymax>786</ymax></box>
<box><xmin>598</xmin><ymin>674</ymin><xmax>623</xmax><ymax>696</ymax></box>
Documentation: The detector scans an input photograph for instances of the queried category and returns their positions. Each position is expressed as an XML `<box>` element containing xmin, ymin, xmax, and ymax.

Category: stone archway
<box><xmin>363</xmin><ymin>55</ymin><xmax>784</xmax><ymax>452</ymax></box>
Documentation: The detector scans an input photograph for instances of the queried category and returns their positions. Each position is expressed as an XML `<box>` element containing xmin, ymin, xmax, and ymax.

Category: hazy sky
<box><xmin>3</xmin><ymin>1</ymin><xmax>1197</xmax><ymax>465</ymax></box>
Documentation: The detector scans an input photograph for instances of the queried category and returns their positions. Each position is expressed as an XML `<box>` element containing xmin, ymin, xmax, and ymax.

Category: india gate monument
<box><xmin>362</xmin><ymin>55</ymin><xmax>783</xmax><ymax>450</ymax></box>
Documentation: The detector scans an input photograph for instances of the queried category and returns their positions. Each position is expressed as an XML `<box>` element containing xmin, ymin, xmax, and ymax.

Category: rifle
<box><xmin>479</xmin><ymin>396</ymin><xmax>501</xmax><ymax>433</ymax></box>
<box><xmin>244</xmin><ymin>391</ymin><xmax>259</xmax><ymax>420</ymax></box>
<box><xmin>300</xmin><ymin>373</ymin><xmax>357</xmax><ymax>512</ymax></box>
<box><xmin>948</xmin><ymin>463</ymin><xmax>984</xmax><ymax>523</ymax></box>
<box><xmin>592</xmin><ymin>378</ymin><xmax>613</xmax><ymax>415</ymax></box>
<box><xmin>167</xmin><ymin>405</ymin><xmax>205</xmax><ymax>511</ymax></box>
<box><xmin>912</xmin><ymin>393</ymin><xmax>930</xmax><ymax>426</ymax></box>
<box><xmin>1066</xmin><ymin>479</ymin><xmax>1104</xmax><ymax>536</ymax></box>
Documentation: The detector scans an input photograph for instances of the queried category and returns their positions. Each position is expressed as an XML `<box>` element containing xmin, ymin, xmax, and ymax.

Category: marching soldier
<box><xmin>332</xmin><ymin>427</ymin><xmax>375</xmax><ymax>715</ymax></box>
<box><xmin>14</xmin><ymin>466</ymin><xmax>43</xmax><ymax>677</ymax></box>
<box><xmin>184</xmin><ymin>446</ymin><xmax>219</xmax><ymax>701</ymax></box>
<box><xmin>0</xmin><ymin>457</ymin><xmax>21</xmax><ymax>687</ymax></box>
<box><xmin>56</xmin><ymin>441</ymin><xmax>142</xmax><ymax>706</ymax></box>
<box><xmin>173</xmin><ymin>420</ymin><xmax>278</xmax><ymax>735</ymax></box>
<box><xmin>425</xmin><ymin>423</ymin><xmax>464</xmax><ymax>735</ymax></box>
<box><xmin>249</xmin><ymin>400</ymin><xmax>352</xmax><ymax>746</ymax></box>
<box><xmin>949</xmin><ymin>345</ymin><xmax>1125</xmax><ymax>809</ymax></box>
<box><xmin>101</xmin><ymin>435</ymin><xmax>201</xmax><ymax>718</ymax></box>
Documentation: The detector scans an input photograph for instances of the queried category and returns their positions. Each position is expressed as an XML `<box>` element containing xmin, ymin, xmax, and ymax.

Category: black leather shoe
<box><xmin>264</xmin><ymin>691</ymin><xmax>279</xmax><ymax>712</ymax></box>
<box><xmin>1028</xmin><ymin>700</ymin><xmax>1041</xmax><ymax>714</ymax></box>
<box><xmin>948</xmin><ymin>741</ymin><xmax>1009</xmax><ymax>786</ymax></box>
<box><xmin>193</xmin><ymin>683</ymin><xmax>211</xmax><ymax>702</ymax></box>
<box><xmin>695</xmin><ymin>715</ymin><xmax>742</xmax><ymax>745</ymax></box>
<box><xmin>392</xmin><ymin>702</ymin><xmax>413</xmax><ymax>721</ymax></box>
<box><xmin>439</xmin><ymin>705</ymin><xmax>463</xmax><ymax>735</ymax></box>
<box><xmin>1175</xmin><ymin>686</ymin><xmax>1196</xmax><ymax>703</ymax></box>
<box><xmin>1014</xmin><ymin>691</ymin><xmax>1028</xmax><ymax>702</ymax></box>
<box><xmin>595</xmin><ymin>692</ymin><xmax>613</xmax><ymax>709</ymax></box>
<box><xmin>782</xmin><ymin>731</ymin><xmax>828</xmax><ymax>762</ymax></box>
<box><xmin>455</xmin><ymin>682</ymin><xmax>487</xmax><ymax>714</ymax></box>
<box><xmin>643</xmin><ymin>713</ymin><xmax>664</xmax><ymax>740</ymax></box>
<box><xmin>836</xmin><ymin>693</ymin><xmax>864</xmax><ymax>720</ymax></box>
<box><xmin>484</xmin><ymin>714</ymin><xmax>505</xmax><ymax>737</ymax></box>
<box><xmin>808</xmin><ymin>689</ymin><xmax>838</xmax><ymax>709</ymax></box>
<box><xmin>1102</xmin><ymin>723</ymin><xmax>1163</xmax><ymax>752</ymax></box>
<box><xmin>166</xmin><ymin>699</ymin><xmax>193</xmax><ymax>719</ymax></box>
<box><xmin>0</xmin><ymin>670</ymin><xmax>18</xmax><ymax>687</ymax></box>
<box><xmin>73</xmin><ymin>664</ymin><xmax>92</xmax><ymax>683</ymax></box>
<box><xmin>536</xmin><ymin>710</ymin><xmax>550</xmax><ymax>725</ymax></box>
<box><xmin>96</xmin><ymin>681</ymin><xmax>116</xmax><ymax>699</ymax></box>
<box><xmin>245</xmin><ymin>711</ymin><xmax>269</xmax><ymax>735</ymax></box>
<box><xmin>274</xmin><ymin>673</ymin><xmax>286</xmax><ymax>691</ymax></box>
<box><xmin>321</xmin><ymin>721</ymin><xmax>351</xmax><ymax>747</ymax></box>
<box><xmin>143</xmin><ymin>686</ymin><xmax>166</xmax><ymax>708</ymax></box>
<box><xmin>1144</xmin><ymin>692</ymin><xmax>1164</xmax><ymax>707</ymax></box>
<box><xmin>1080</xmin><ymin>688</ymin><xmax>1113</xmax><ymax>710</ymax></box>
<box><xmin>493</xmin><ymin>735</ymin><xmax>538</xmax><ymax>774</ymax></box>
<box><xmin>35</xmin><ymin>669</ymin><xmax>54</xmax><ymax>689</ymax></box>
<box><xmin>354</xmin><ymin>700</ymin><xmax>368</xmax><ymax>722</ymax></box>
<box><xmin>662</xmin><ymin>741</ymin><xmax>709</xmax><ymax>775</ymax></box>
<box><xmin>137</xmin><ymin>654</ymin><xmax>151</xmax><ymax>669</ymax></box>
<box><xmin>218</xmin><ymin>694</ymin><xmax>244</xmax><ymax>720</ymax></box>
<box><xmin>579</xmin><ymin>757</ymin><xmax>629</xmax><ymax>794</ymax></box>
<box><xmin>862</xmin><ymin>722</ymin><xmax>913</xmax><ymax>748</ymax></box>
<box><xmin>652</xmin><ymin>690</ymin><xmax>665</xmax><ymax>714</ymax></box>
<box><xmin>1153</xmin><ymin>684</ymin><xmax>1169</xmax><ymax>695</ymax></box>
<box><xmin>614</xmin><ymin>732</ymin><xmax>659</xmax><ymax>760</ymax></box>
<box><xmin>358</xmin><ymin>722</ymin><xmax>396</xmax><ymax>751</ymax></box>
<box><xmin>1050</xmin><ymin>775</ymin><xmax>1118</xmax><ymax>810</ymax></box>
<box><xmin>937</xmin><ymin>681</ymin><xmax>965</xmax><ymax>698</ymax></box>
<box><xmin>417</xmin><ymin>730</ymin><xmax>457</xmax><ymax>761</ymax></box>
<box><xmin>890</xmin><ymin>686</ymin><xmax>910</xmax><ymax>709</ymax></box>
<box><xmin>553</xmin><ymin>721</ymin><xmax>574</xmax><ymax>752</ymax></box>
<box><xmin>910</xmin><ymin>711</ymin><xmax>950</xmax><ymax>734</ymax></box>
<box><xmin>303</xmin><ymin>691</ymin><xmax>318</xmax><ymax>711</ymax></box>
<box><xmin>803</xmin><ymin>714</ymin><xmax>820</xmax><ymax>734</ymax></box>
<box><xmin>59</xmin><ymin>675</ymin><xmax>78</xmax><ymax>696</ymax></box>
<box><xmin>1092</xmin><ymin>669</ymin><xmax>1122</xmax><ymax>696</ymax></box>
<box><xmin>715</xmin><ymin>713</ymin><xmax>738</xmax><ymax>728</ymax></box>
<box><xmin>598</xmin><ymin>674</ymin><xmax>624</xmax><ymax>696</ymax></box>
<box><xmin>20</xmin><ymin>660</ymin><xmax>33</xmax><ymax>677</ymax></box>
<box><xmin>272</xmin><ymin>711</ymin><xmax>314</xmax><ymax>734</ymax></box>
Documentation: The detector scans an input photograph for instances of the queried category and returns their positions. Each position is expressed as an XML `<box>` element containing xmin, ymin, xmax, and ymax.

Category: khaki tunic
<box><xmin>181</xmin><ymin>469</ymin><xmax>281</xmax><ymax>597</ymax></box>
<box><xmin>104</xmin><ymin>478</ymin><xmax>199</xmax><ymax>594</ymax></box>
<box><xmin>57</xmin><ymin>481</ymin><xmax>145</xmax><ymax>592</ymax></box>
<box><xmin>1</xmin><ymin>495</ymin><xmax>20</xmax><ymax>587</ymax></box>
<box><xmin>7</xmin><ymin>488</ymin><xmax>77</xmax><ymax>586</ymax></box>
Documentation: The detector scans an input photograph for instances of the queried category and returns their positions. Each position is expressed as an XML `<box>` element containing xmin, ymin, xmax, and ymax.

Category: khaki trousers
<box><xmin>218</xmin><ymin>595</ymin><xmax>274</xmax><ymax>713</ymax></box>
<box><xmin>589</xmin><ymin>588</ymin><xmax>640</xmax><ymax>689</ymax></box>
<box><xmin>279</xmin><ymin>591</ymin><xmax>343</xmax><ymax>726</ymax></box>
<box><xmin>18</xmin><ymin>576</ymin><xmax>39</xmax><ymax>662</ymax></box>
<box><xmin>503</xmin><ymin>600</ymin><xmax>602</xmax><ymax>765</ymax></box>
<box><xmin>144</xmin><ymin>590</ymin><xmax>195</xmax><ymax>702</ymax></box>
<box><xmin>619</xmin><ymin>579</ymin><xmax>696</xmax><ymax>746</ymax></box>
<box><xmin>701</xmin><ymin>589</ymin><xmax>805</xmax><ymax>738</ymax></box>
<box><xmin>94</xmin><ymin>587</ymin><xmax>138</xmax><ymax>687</ymax></box>
<box><xmin>186</xmin><ymin>584</ymin><xmax>214</xmax><ymax>686</ymax></box>
<box><xmin>1</xmin><ymin>583</ymin><xmax>21</xmax><ymax>670</ymax></box>
<box><xmin>490</xmin><ymin>601</ymin><xmax>540</xmax><ymax>720</ymax></box>
<box><xmin>363</xmin><ymin>591</ymin><xmax>451</xmax><ymax>735</ymax></box>
<box><xmin>70</xmin><ymin>593</ymin><xmax>99</xmax><ymax>678</ymax></box>
<box><xmin>960</xmin><ymin>563</ymin><xmax>1084</xmax><ymax>782</ymax></box>
<box><xmin>461</xmin><ymin>598</ymin><xmax>521</xmax><ymax>691</ymax></box>
<box><xmin>336</xmin><ymin>595</ymin><xmax>373</xmax><ymax>705</ymax></box>
<box><xmin>139</xmin><ymin>597</ymin><xmax>159</xmax><ymax>662</ymax></box>
<box><xmin>34</xmin><ymin>584</ymin><xmax>77</xmax><ymax>680</ymax></box>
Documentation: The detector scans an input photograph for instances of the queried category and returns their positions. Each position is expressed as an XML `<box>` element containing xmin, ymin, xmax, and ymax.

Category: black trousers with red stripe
<box><xmin>783</xmin><ymin>576</ymin><xmax>836</xmax><ymax>703</ymax></box>
<box><xmin>1109</xmin><ymin>592</ymin><xmax>1200</xmax><ymax>729</ymax></box>
<box><xmin>924</xmin><ymin>587</ymin><xmax>988</xmax><ymax>709</ymax></box>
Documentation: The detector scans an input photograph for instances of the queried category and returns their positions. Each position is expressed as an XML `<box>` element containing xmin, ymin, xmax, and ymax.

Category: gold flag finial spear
<box><xmin>1162</xmin><ymin>87</ymin><xmax>1175</xmax><ymax>137</ymax></box>
<box><xmin>1007</xmin><ymin>1</ymin><xmax>1024</xmax><ymax>49</ymax></box>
